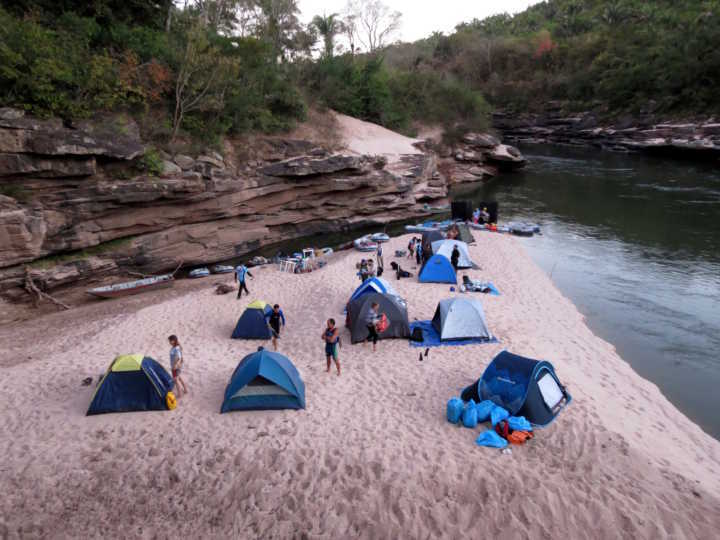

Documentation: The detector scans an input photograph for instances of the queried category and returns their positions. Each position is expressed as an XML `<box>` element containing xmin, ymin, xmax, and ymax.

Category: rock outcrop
<box><xmin>0</xmin><ymin>109</ymin><xmax>448</xmax><ymax>300</ymax></box>
<box><xmin>493</xmin><ymin>109</ymin><xmax>720</xmax><ymax>159</ymax></box>
<box><xmin>427</xmin><ymin>131</ymin><xmax>526</xmax><ymax>184</ymax></box>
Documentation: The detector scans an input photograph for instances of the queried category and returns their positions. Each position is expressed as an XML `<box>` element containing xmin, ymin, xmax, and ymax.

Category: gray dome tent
<box><xmin>347</xmin><ymin>292</ymin><xmax>411</xmax><ymax>344</ymax></box>
<box><xmin>432</xmin><ymin>297</ymin><xmax>492</xmax><ymax>341</ymax></box>
<box><xmin>421</xmin><ymin>230</ymin><xmax>444</xmax><ymax>256</ymax></box>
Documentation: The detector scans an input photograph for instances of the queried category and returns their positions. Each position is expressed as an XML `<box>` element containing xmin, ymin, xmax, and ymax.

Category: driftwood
<box><xmin>23</xmin><ymin>268</ymin><xmax>71</xmax><ymax>310</ymax></box>
<box><xmin>214</xmin><ymin>282</ymin><xmax>235</xmax><ymax>295</ymax></box>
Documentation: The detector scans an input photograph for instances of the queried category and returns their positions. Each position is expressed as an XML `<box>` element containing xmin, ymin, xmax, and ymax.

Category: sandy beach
<box><xmin>1</xmin><ymin>231</ymin><xmax>719</xmax><ymax>539</ymax></box>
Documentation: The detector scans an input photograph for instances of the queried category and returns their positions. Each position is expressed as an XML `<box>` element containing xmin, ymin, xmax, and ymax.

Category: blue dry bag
<box><xmin>508</xmin><ymin>416</ymin><xmax>532</xmax><ymax>432</ymax></box>
<box><xmin>475</xmin><ymin>400</ymin><xmax>496</xmax><ymax>423</ymax></box>
<box><xmin>462</xmin><ymin>399</ymin><xmax>478</xmax><ymax>428</ymax></box>
<box><xmin>490</xmin><ymin>405</ymin><xmax>509</xmax><ymax>427</ymax></box>
<box><xmin>476</xmin><ymin>429</ymin><xmax>508</xmax><ymax>449</ymax></box>
<box><xmin>446</xmin><ymin>397</ymin><xmax>463</xmax><ymax>424</ymax></box>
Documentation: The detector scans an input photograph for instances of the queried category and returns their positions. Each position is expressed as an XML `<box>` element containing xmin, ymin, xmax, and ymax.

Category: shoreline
<box><xmin>1</xmin><ymin>231</ymin><xmax>718</xmax><ymax>537</ymax></box>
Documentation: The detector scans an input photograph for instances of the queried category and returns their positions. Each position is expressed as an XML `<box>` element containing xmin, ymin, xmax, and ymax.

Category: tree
<box><xmin>171</xmin><ymin>23</ymin><xmax>237</xmax><ymax>141</ymax></box>
<box><xmin>344</xmin><ymin>0</ymin><xmax>401</xmax><ymax>53</ymax></box>
<box><xmin>311</xmin><ymin>12</ymin><xmax>343</xmax><ymax>58</ymax></box>
<box><xmin>253</xmin><ymin>0</ymin><xmax>302</xmax><ymax>60</ymax></box>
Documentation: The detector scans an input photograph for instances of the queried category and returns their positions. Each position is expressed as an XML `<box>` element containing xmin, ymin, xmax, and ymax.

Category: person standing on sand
<box><xmin>407</xmin><ymin>238</ymin><xmax>415</xmax><ymax>260</ymax></box>
<box><xmin>415</xmin><ymin>240</ymin><xmax>423</xmax><ymax>266</ymax></box>
<box><xmin>234</xmin><ymin>263</ymin><xmax>253</xmax><ymax>299</ymax></box>
<box><xmin>322</xmin><ymin>318</ymin><xmax>341</xmax><ymax>376</ymax></box>
<box><xmin>451</xmin><ymin>244</ymin><xmax>460</xmax><ymax>272</ymax></box>
<box><xmin>168</xmin><ymin>335</ymin><xmax>187</xmax><ymax>397</ymax></box>
<box><xmin>364</xmin><ymin>302</ymin><xmax>381</xmax><ymax>352</ymax></box>
<box><xmin>376</xmin><ymin>243</ymin><xmax>384</xmax><ymax>271</ymax></box>
<box><xmin>265</xmin><ymin>304</ymin><xmax>285</xmax><ymax>351</ymax></box>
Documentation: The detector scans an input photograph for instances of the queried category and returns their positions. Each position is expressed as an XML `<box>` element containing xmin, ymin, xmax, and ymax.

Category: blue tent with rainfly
<box><xmin>350</xmin><ymin>277</ymin><xmax>397</xmax><ymax>301</ymax></box>
<box><xmin>87</xmin><ymin>354</ymin><xmax>174</xmax><ymax>415</ymax></box>
<box><xmin>221</xmin><ymin>348</ymin><xmax>306</xmax><ymax>412</ymax></box>
<box><xmin>461</xmin><ymin>351</ymin><xmax>572</xmax><ymax>427</ymax></box>
<box><xmin>231</xmin><ymin>300</ymin><xmax>272</xmax><ymax>339</ymax></box>
<box><xmin>418</xmin><ymin>254</ymin><xmax>457</xmax><ymax>284</ymax></box>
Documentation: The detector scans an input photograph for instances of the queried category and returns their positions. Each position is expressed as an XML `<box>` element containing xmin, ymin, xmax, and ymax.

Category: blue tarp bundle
<box><xmin>476</xmin><ymin>429</ymin><xmax>508</xmax><ymax>449</ymax></box>
<box><xmin>409</xmin><ymin>320</ymin><xmax>499</xmax><ymax>348</ymax></box>
<box><xmin>447</xmin><ymin>397</ymin><xmax>464</xmax><ymax>423</ymax></box>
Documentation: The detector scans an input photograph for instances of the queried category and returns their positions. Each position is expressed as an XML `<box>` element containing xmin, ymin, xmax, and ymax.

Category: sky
<box><xmin>298</xmin><ymin>1</ymin><xmax>539</xmax><ymax>43</ymax></box>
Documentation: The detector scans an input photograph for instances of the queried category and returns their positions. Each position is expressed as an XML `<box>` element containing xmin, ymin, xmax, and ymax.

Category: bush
<box><xmin>137</xmin><ymin>147</ymin><xmax>164</xmax><ymax>176</ymax></box>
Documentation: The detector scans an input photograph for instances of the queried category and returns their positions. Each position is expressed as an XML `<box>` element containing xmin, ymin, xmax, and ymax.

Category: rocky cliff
<box><xmin>493</xmin><ymin>108</ymin><xmax>720</xmax><ymax>159</ymax></box>
<box><xmin>0</xmin><ymin>108</ymin><xmax>449</xmax><ymax>303</ymax></box>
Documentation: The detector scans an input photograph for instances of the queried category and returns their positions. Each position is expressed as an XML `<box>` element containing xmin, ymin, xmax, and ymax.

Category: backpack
<box><xmin>411</xmin><ymin>327</ymin><xmax>424</xmax><ymax>342</ymax></box>
<box><xmin>376</xmin><ymin>313</ymin><xmax>389</xmax><ymax>333</ymax></box>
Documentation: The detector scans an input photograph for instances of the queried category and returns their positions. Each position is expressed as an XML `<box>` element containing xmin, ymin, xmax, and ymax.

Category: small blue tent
<box><xmin>221</xmin><ymin>348</ymin><xmax>306</xmax><ymax>412</ymax></box>
<box><xmin>87</xmin><ymin>354</ymin><xmax>174</xmax><ymax>415</ymax></box>
<box><xmin>461</xmin><ymin>351</ymin><xmax>572</xmax><ymax>427</ymax></box>
<box><xmin>350</xmin><ymin>277</ymin><xmax>397</xmax><ymax>301</ymax></box>
<box><xmin>231</xmin><ymin>300</ymin><xmax>272</xmax><ymax>339</ymax></box>
<box><xmin>418</xmin><ymin>254</ymin><xmax>457</xmax><ymax>284</ymax></box>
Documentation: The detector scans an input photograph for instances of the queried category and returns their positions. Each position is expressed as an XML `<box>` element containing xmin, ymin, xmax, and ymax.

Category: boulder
<box><xmin>161</xmin><ymin>160</ymin><xmax>182</xmax><ymax>177</ymax></box>
<box><xmin>173</xmin><ymin>154</ymin><xmax>195</xmax><ymax>170</ymax></box>
<box><xmin>197</xmin><ymin>154</ymin><xmax>225</xmax><ymax>169</ymax></box>
<box><xmin>462</xmin><ymin>133</ymin><xmax>500</xmax><ymax>148</ymax></box>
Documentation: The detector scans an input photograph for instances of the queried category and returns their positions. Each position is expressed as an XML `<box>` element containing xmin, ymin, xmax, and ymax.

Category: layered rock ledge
<box><xmin>0</xmin><ymin>109</ymin><xmax>447</xmax><ymax>302</ymax></box>
<box><xmin>493</xmin><ymin>109</ymin><xmax>720</xmax><ymax>159</ymax></box>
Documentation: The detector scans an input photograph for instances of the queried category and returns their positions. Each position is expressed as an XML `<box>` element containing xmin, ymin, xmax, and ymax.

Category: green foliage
<box><xmin>302</xmin><ymin>54</ymin><xmax>489</xmax><ymax>134</ymax></box>
<box><xmin>137</xmin><ymin>147</ymin><xmax>164</xmax><ymax>176</ymax></box>
<box><xmin>0</xmin><ymin>184</ymin><xmax>30</xmax><ymax>202</ymax></box>
<box><xmin>389</xmin><ymin>0</ymin><xmax>720</xmax><ymax>115</ymax></box>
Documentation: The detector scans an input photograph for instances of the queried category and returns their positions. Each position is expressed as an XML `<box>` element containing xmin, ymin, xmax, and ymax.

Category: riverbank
<box><xmin>0</xmin><ymin>231</ymin><xmax>718</xmax><ymax>538</ymax></box>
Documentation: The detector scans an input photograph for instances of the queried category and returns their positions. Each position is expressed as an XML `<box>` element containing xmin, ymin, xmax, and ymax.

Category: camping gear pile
<box><xmin>446</xmin><ymin>351</ymin><xmax>572</xmax><ymax>449</ymax></box>
<box><xmin>460</xmin><ymin>276</ymin><xmax>500</xmax><ymax>295</ymax></box>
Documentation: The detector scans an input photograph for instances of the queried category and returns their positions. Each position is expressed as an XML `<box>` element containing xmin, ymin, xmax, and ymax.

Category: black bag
<box><xmin>411</xmin><ymin>327</ymin><xmax>424</xmax><ymax>342</ymax></box>
<box><xmin>377</xmin><ymin>266</ymin><xmax>384</xmax><ymax>277</ymax></box>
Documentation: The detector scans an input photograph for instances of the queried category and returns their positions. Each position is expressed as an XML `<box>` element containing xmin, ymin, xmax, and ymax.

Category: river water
<box><xmin>452</xmin><ymin>144</ymin><xmax>720</xmax><ymax>440</ymax></box>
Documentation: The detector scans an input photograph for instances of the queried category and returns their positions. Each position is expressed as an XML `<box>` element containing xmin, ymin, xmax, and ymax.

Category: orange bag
<box><xmin>507</xmin><ymin>430</ymin><xmax>534</xmax><ymax>445</ymax></box>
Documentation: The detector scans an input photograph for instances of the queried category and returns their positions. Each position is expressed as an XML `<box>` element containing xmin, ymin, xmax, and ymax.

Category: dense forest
<box><xmin>1</xmin><ymin>0</ymin><xmax>718</xmax><ymax>147</ymax></box>
<box><xmin>386</xmin><ymin>0</ymin><xmax>720</xmax><ymax>116</ymax></box>
<box><xmin>0</xmin><ymin>0</ymin><xmax>488</xmax><ymax>145</ymax></box>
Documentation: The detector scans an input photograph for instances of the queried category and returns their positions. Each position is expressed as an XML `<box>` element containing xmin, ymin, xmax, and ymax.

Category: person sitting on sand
<box><xmin>168</xmin><ymin>335</ymin><xmax>187</xmax><ymax>397</ymax></box>
<box><xmin>264</xmin><ymin>304</ymin><xmax>285</xmax><ymax>351</ymax></box>
<box><xmin>234</xmin><ymin>263</ymin><xmax>253</xmax><ymax>299</ymax></box>
<box><xmin>367</xmin><ymin>259</ymin><xmax>376</xmax><ymax>278</ymax></box>
<box><xmin>322</xmin><ymin>318</ymin><xmax>341</xmax><ymax>376</ymax></box>
<box><xmin>364</xmin><ymin>302</ymin><xmax>381</xmax><ymax>352</ymax></box>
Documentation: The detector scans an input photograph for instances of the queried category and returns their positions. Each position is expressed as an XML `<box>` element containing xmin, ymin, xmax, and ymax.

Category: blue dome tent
<box><xmin>350</xmin><ymin>277</ymin><xmax>397</xmax><ymax>301</ymax></box>
<box><xmin>231</xmin><ymin>300</ymin><xmax>273</xmax><ymax>339</ymax></box>
<box><xmin>418</xmin><ymin>254</ymin><xmax>457</xmax><ymax>284</ymax></box>
<box><xmin>461</xmin><ymin>351</ymin><xmax>572</xmax><ymax>427</ymax></box>
<box><xmin>87</xmin><ymin>354</ymin><xmax>174</xmax><ymax>415</ymax></box>
<box><xmin>221</xmin><ymin>349</ymin><xmax>306</xmax><ymax>412</ymax></box>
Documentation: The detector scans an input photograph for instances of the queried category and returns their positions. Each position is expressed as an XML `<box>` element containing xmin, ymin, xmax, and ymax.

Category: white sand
<box><xmin>335</xmin><ymin>113</ymin><xmax>423</xmax><ymax>160</ymax></box>
<box><xmin>1</xmin><ymin>232</ymin><xmax>719</xmax><ymax>538</ymax></box>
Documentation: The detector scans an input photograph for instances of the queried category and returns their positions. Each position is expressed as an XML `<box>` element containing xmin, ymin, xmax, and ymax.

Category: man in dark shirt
<box><xmin>264</xmin><ymin>304</ymin><xmax>286</xmax><ymax>351</ymax></box>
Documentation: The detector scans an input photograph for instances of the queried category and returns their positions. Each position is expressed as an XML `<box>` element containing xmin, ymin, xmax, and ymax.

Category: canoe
<box><xmin>189</xmin><ymin>268</ymin><xmax>211</xmax><ymax>278</ymax></box>
<box><xmin>354</xmin><ymin>236</ymin><xmax>378</xmax><ymax>252</ymax></box>
<box><xmin>370</xmin><ymin>233</ymin><xmax>390</xmax><ymax>243</ymax></box>
<box><xmin>87</xmin><ymin>274</ymin><xmax>174</xmax><ymax>299</ymax></box>
<box><xmin>212</xmin><ymin>265</ymin><xmax>234</xmax><ymax>274</ymax></box>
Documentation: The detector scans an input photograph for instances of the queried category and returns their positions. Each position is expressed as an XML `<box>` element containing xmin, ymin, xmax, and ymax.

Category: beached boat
<box><xmin>370</xmin><ymin>232</ymin><xmax>390</xmax><ymax>243</ymax></box>
<box><xmin>189</xmin><ymin>267</ymin><xmax>211</xmax><ymax>278</ymax></box>
<box><xmin>354</xmin><ymin>236</ymin><xmax>378</xmax><ymax>252</ymax></box>
<box><xmin>468</xmin><ymin>221</ymin><xmax>540</xmax><ymax>236</ymax></box>
<box><xmin>212</xmin><ymin>264</ymin><xmax>234</xmax><ymax>274</ymax></box>
<box><xmin>405</xmin><ymin>220</ymin><xmax>456</xmax><ymax>233</ymax></box>
<box><xmin>321</xmin><ymin>247</ymin><xmax>334</xmax><ymax>256</ymax></box>
<box><xmin>86</xmin><ymin>274</ymin><xmax>174</xmax><ymax>299</ymax></box>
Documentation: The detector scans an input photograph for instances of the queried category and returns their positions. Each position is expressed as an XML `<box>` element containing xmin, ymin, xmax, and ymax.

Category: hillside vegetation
<box><xmin>385</xmin><ymin>0</ymin><xmax>720</xmax><ymax>116</ymax></box>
